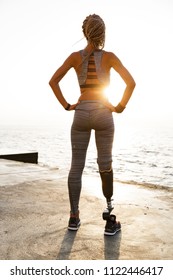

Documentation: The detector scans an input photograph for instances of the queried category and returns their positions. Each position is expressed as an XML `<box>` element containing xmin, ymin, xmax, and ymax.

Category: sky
<box><xmin>0</xmin><ymin>0</ymin><xmax>173</xmax><ymax>126</ymax></box>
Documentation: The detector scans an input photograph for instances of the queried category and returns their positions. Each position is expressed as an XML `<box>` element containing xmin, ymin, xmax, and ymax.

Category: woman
<box><xmin>49</xmin><ymin>14</ymin><xmax>136</xmax><ymax>235</ymax></box>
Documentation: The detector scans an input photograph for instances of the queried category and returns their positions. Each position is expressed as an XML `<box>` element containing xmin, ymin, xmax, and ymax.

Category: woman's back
<box><xmin>73</xmin><ymin>48</ymin><xmax>112</xmax><ymax>101</ymax></box>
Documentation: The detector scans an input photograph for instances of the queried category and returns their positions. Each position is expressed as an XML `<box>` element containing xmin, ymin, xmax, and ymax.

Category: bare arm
<box><xmin>109</xmin><ymin>52</ymin><xmax>136</xmax><ymax>112</ymax></box>
<box><xmin>49</xmin><ymin>53</ymin><xmax>79</xmax><ymax>110</ymax></box>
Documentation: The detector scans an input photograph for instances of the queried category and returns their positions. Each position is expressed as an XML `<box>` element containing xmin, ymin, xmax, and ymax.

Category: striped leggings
<box><xmin>68</xmin><ymin>101</ymin><xmax>114</xmax><ymax>214</ymax></box>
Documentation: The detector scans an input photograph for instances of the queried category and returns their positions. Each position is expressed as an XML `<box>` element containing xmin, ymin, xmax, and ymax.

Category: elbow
<box><xmin>49</xmin><ymin>78</ymin><xmax>57</xmax><ymax>90</ymax></box>
<box><xmin>130</xmin><ymin>79</ymin><xmax>136</xmax><ymax>91</ymax></box>
<box><xmin>131</xmin><ymin>77</ymin><xmax>136</xmax><ymax>88</ymax></box>
<box><xmin>49</xmin><ymin>77</ymin><xmax>60</xmax><ymax>90</ymax></box>
<box><xmin>49</xmin><ymin>79</ymin><xmax>53</xmax><ymax>88</ymax></box>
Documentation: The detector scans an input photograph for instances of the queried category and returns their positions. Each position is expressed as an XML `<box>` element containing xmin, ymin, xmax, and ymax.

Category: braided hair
<box><xmin>82</xmin><ymin>14</ymin><xmax>105</xmax><ymax>49</ymax></box>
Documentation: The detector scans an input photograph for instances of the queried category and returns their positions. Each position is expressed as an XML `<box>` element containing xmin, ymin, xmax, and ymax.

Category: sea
<box><xmin>0</xmin><ymin>116</ymin><xmax>173</xmax><ymax>189</ymax></box>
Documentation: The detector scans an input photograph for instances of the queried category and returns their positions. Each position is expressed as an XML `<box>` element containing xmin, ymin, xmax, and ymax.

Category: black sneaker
<box><xmin>68</xmin><ymin>213</ymin><xmax>80</xmax><ymax>231</ymax></box>
<box><xmin>104</xmin><ymin>214</ymin><xmax>121</xmax><ymax>236</ymax></box>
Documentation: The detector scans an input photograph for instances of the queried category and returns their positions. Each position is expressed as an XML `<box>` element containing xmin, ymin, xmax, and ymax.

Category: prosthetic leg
<box><xmin>100</xmin><ymin>169</ymin><xmax>121</xmax><ymax>235</ymax></box>
<box><xmin>100</xmin><ymin>169</ymin><xmax>114</xmax><ymax>220</ymax></box>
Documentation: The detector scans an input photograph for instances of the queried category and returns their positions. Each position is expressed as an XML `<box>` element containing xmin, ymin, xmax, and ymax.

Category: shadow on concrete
<box><xmin>56</xmin><ymin>230</ymin><xmax>77</xmax><ymax>260</ymax></box>
<box><xmin>104</xmin><ymin>231</ymin><xmax>122</xmax><ymax>260</ymax></box>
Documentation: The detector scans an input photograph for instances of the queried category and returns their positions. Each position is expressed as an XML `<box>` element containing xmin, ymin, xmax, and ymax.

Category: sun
<box><xmin>104</xmin><ymin>85</ymin><xmax>116</xmax><ymax>103</ymax></box>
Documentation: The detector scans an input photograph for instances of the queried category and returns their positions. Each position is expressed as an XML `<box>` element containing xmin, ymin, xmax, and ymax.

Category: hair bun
<box><xmin>82</xmin><ymin>14</ymin><xmax>105</xmax><ymax>49</ymax></box>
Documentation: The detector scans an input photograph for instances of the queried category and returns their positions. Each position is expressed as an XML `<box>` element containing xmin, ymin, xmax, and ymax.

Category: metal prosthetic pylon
<box><xmin>102</xmin><ymin>199</ymin><xmax>114</xmax><ymax>220</ymax></box>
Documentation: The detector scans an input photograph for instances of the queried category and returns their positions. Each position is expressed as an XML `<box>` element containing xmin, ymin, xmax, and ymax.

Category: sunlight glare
<box><xmin>104</xmin><ymin>84</ymin><xmax>118</xmax><ymax>104</ymax></box>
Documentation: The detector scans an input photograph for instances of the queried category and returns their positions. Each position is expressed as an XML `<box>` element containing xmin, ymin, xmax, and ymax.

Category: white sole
<box><xmin>104</xmin><ymin>228</ymin><xmax>121</xmax><ymax>236</ymax></box>
<box><xmin>68</xmin><ymin>221</ymin><xmax>81</xmax><ymax>231</ymax></box>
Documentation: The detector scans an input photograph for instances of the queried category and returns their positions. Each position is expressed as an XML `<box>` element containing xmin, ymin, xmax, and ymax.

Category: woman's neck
<box><xmin>83</xmin><ymin>44</ymin><xmax>94</xmax><ymax>55</ymax></box>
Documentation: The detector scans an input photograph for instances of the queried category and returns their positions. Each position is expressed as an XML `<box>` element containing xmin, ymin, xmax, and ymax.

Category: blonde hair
<box><xmin>82</xmin><ymin>14</ymin><xmax>105</xmax><ymax>49</ymax></box>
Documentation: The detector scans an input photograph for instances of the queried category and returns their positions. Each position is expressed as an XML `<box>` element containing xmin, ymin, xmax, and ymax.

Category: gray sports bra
<box><xmin>78</xmin><ymin>50</ymin><xmax>110</xmax><ymax>88</ymax></box>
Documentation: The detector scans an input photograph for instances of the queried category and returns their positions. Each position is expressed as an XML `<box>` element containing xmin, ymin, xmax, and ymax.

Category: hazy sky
<box><xmin>0</xmin><ymin>0</ymin><xmax>173</xmax><ymax>125</ymax></box>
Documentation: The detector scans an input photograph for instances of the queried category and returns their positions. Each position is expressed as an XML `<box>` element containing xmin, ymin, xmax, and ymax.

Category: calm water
<box><xmin>0</xmin><ymin>118</ymin><xmax>173</xmax><ymax>188</ymax></box>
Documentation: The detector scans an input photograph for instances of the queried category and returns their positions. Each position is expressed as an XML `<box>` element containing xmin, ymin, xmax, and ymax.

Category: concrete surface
<box><xmin>0</xmin><ymin>159</ymin><xmax>173</xmax><ymax>260</ymax></box>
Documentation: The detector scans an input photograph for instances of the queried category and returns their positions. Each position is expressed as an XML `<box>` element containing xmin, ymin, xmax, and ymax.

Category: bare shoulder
<box><xmin>103</xmin><ymin>50</ymin><xmax>121</xmax><ymax>64</ymax></box>
<box><xmin>70</xmin><ymin>51</ymin><xmax>81</xmax><ymax>57</ymax></box>
<box><xmin>65</xmin><ymin>51</ymin><xmax>81</xmax><ymax>66</ymax></box>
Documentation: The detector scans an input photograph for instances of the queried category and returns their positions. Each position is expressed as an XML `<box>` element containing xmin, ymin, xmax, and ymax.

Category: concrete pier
<box><xmin>0</xmin><ymin>159</ymin><xmax>173</xmax><ymax>260</ymax></box>
<box><xmin>0</xmin><ymin>152</ymin><xmax>38</xmax><ymax>164</ymax></box>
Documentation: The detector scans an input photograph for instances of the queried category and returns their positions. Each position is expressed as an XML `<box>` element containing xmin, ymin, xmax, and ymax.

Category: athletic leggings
<box><xmin>68</xmin><ymin>101</ymin><xmax>114</xmax><ymax>214</ymax></box>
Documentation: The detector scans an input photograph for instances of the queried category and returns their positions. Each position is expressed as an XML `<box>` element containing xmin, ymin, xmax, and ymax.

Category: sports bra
<box><xmin>78</xmin><ymin>50</ymin><xmax>110</xmax><ymax>89</ymax></box>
